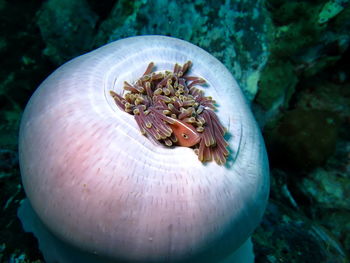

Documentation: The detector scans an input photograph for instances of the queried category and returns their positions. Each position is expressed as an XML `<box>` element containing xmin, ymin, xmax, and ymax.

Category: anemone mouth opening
<box><xmin>110</xmin><ymin>61</ymin><xmax>229</xmax><ymax>165</ymax></box>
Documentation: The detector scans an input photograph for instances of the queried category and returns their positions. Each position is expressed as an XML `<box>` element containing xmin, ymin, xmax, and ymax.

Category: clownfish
<box><xmin>168</xmin><ymin>118</ymin><xmax>201</xmax><ymax>147</ymax></box>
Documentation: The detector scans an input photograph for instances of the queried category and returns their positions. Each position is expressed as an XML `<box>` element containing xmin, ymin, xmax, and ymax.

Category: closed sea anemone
<box><xmin>18</xmin><ymin>36</ymin><xmax>269</xmax><ymax>263</ymax></box>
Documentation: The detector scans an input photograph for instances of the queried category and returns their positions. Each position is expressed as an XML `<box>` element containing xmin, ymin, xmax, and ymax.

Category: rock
<box><xmin>0</xmin><ymin>149</ymin><xmax>18</xmax><ymax>173</ymax></box>
<box><xmin>317</xmin><ymin>210</ymin><xmax>350</xmax><ymax>254</ymax></box>
<box><xmin>94</xmin><ymin>0</ymin><xmax>271</xmax><ymax>101</ymax></box>
<box><xmin>253</xmin><ymin>201</ymin><xmax>347</xmax><ymax>263</ymax></box>
<box><xmin>37</xmin><ymin>0</ymin><xmax>98</xmax><ymax>65</ymax></box>
<box><xmin>265</xmin><ymin>109</ymin><xmax>340</xmax><ymax>171</ymax></box>
<box><xmin>296</xmin><ymin>78</ymin><xmax>350</xmax><ymax>120</ymax></box>
<box><xmin>295</xmin><ymin>138</ymin><xmax>350</xmax><ymax>255</ymax></box>
<box><xmin>254</xmin><ymin>0</ymin><xmax>350</xmax><ymax>112</ymax></box>
<box><xmin>300</xmin><ymin>167</ymin><xmax>350</xmax><ymax>210</ymax></box>
<box><xmin>255</xmin><ymin>58</ymin><xmax>298</xmax><ymax>110</ymax></box>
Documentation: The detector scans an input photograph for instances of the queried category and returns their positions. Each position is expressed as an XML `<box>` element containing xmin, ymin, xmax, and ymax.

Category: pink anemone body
<box><xmin>18</xmin><ymin>36</ymin><xmax>269</xmax><ymax>263</ymax></box>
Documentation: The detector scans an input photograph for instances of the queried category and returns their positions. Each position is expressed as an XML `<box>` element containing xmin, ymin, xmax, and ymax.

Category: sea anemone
<box><xmin>110</xmin><ymin>60</ymin><xmax>228</xmax><ymax>165</ymax></box>
<box><xmin>18</xmin><ymin>36</ymin><xmax>269</xmax><ymax>263</ymax></box>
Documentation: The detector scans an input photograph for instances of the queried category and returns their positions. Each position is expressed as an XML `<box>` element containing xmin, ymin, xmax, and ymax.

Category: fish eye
<box><xmin>182</xmin><ymin>133</ymin><xmax>189</xmax><ymax>139</ymax></box>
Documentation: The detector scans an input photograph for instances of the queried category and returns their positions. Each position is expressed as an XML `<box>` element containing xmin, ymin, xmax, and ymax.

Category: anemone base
<box><xmin>18</xmin><ymin>199</ymin><xmax>254</xmax><ymax>263</ymax></box>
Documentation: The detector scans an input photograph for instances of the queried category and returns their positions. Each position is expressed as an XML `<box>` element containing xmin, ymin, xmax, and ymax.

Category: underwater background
<box><xmin>0</xmin><ymin>0</ymin><xmax>349</xmax><ymax>262</ymax></box>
